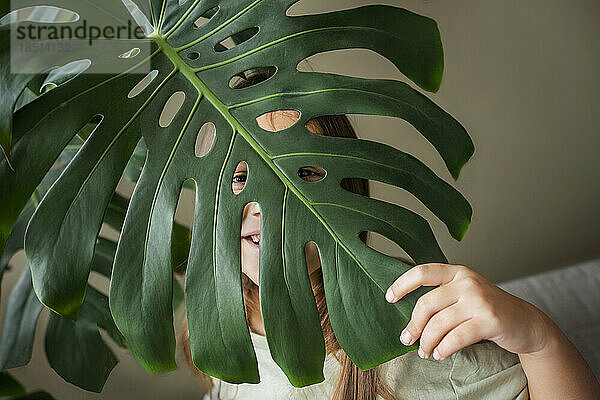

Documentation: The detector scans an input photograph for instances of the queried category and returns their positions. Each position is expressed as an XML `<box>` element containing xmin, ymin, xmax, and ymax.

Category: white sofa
<box><xmin>498</xmin><ymin>258</ymin><xmax>600</xmax><ymax>380</ymax></box>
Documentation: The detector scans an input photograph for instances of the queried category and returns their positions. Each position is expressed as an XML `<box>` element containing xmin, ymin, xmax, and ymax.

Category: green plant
<box><xmin>0</xmin><ymin>0</ymin><xmax>473</xmax><ymax>388</ymax></box>
<box><xmin>0</xmin><ymin>133</ymin><xmax>185</xmax><ymax>392</ymax></box>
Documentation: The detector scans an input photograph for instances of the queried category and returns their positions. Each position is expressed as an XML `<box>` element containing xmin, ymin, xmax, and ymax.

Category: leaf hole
<box><xmin>304</xmin><ymin>241</ymin><xmax>322</xmax><ymax>277</ymax></box>
<box><xmin>256</xmin><ymin>110</ymin><xmax>300</xmax><ymax>132</ymax></box>
<box><xmin>88</xmin><ymin>271</ymin><xmax>110</xmax><ymax>295</ymax></box>
<box><xmin>229</xmin><ymin>66</ymin><xmax>277</xmax><ymax>89</ymax></box>
<box><xmin>241</xmin><ymin>201</ymin><xmax>261</xmax><ymax>286</ymax></box>
<box><xmin>367</xmin><ymin>180</ymin><xmax>427</xmax><ymax>226</ymax></box>
<box><xmin>76</xmin><ymin>114</ymin><xmax>104</xmax><ymax>141</ymax></box>
<box><xmin>159</xmin><ymin>91</ymin><xmax>186</xmax><ymax>128</ymax></box>
<box><xmin>232</xmin><ymin>161</ymin><xmax>248</xmax><ymax>195</ymax></box>
<box><xmin>195</xmin><ymin>122</ymin><xmax>216</xmax><ymax>157</ymax></box>
<box><xmin>360</xmin><ymin>231</ymin><xmax>416</xmax><ymax>267</ymax></box>
<box><xmin>214</xmin><ymin>27</ymin><xmax>259</xmax><ymax>52</ymax></box>
<box><xmin>303</xmin><ymin>114</ymin><xmax>359</xmax><ymax>137</ymax></box>
<box><xmin>40</xmin><ymin>59</ymin><xmax>92</xmax><ymax>93</ymax></box>
<box><xmin>41</xmin><ymin>83</ymin><xmax>57</xmax><ymax>93</ymax></box>
<box><xmin>128</xmin><ymin>69</ymin><xmax>159</xmax><ymax>98</ymax></box>
<box><xmin>119</xmin><ymin>47</ymin><xmax>140</xmax><ymax>59</ymax></box>
<box><xmin>187</xmin><ymin>52</ymin><xmax>200</xmax><ymax>60</ymax></box>
<box><xmin>193</xmin><ymin>6</ymin><xmax>219</xmax><ymax>28</ymax></box>
<box><xmin>340</xmin><ymin>177</ymin><xmax>370</xmax><ymax>198</ymax></box>
<box><xmin>173</xmin><ymin>178</ymin><xmax>195</xmax><ymax>274</ymax></box>
<box><xmin>297</xmin><ymin>49</ymin><xmax>394</xmax><ymax>80</ymax></box>
<box><xmin>122</xmin><ymin>0</ymin><xmax>153</xmax><ymax>36</ymax></box>
<box><xmin>304</xmin><ymin>118</ymin><xmax>326</xmax><ymax>135</ymax></box>
<box><xmin>298</xmin><ymin>166</ymin><xmax>326</xmax><ymax>182</ymax></box>
<box><xmin>0</xmin><ymin>6</ymin><xmax>79</xmax><ymax>24</ymax></box>
<box><xmin>122</xmin><ymin>137</ymin><xmax>148</xmax><ymax>182</ymax></box>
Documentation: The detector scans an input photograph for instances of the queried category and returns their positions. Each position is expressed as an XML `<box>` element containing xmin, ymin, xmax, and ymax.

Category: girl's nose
<box><xmin>247</xmin><ymin>201</ymin><xmax>261</xmax><ymax>217</ymax></box>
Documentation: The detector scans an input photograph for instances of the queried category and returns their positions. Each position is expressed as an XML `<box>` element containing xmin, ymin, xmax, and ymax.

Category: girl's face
<box><xmin>235</xmin><ymin>111</ymin><xmax>325</xmax><ymax>285</ymax></box>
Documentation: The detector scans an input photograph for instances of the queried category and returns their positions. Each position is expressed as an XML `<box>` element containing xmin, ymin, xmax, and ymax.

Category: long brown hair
<box><xmin>180</xmin><ymin>70</ymin><xmax>414</xmax><ymax>400</ymax></box>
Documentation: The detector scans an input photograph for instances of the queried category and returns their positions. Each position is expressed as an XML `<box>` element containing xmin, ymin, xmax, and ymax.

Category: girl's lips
<box><xmin>243</xmin><ymin>235</ymin><xmax>260</xmax><ymax>249</ymax></box>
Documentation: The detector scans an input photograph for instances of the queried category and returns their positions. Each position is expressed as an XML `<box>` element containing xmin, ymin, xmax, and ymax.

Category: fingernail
<box><xmin>433</xmin><ymin>348</ymin><xmax>441</xmax><ymax>360</ymax></box>
<box><xmin>418</xmin><ymin>347</ymin><xmax>426</xmax><ymax>359</ymax></box>
<box><xmin>400</xmin><ymin>329</ymin><xmax>412</xmax><ymax>346</ymax></box>
<box><xmin>385</xmin><ymin>288</ymin><xmax>395</xmax><ymax>302</ymax></box>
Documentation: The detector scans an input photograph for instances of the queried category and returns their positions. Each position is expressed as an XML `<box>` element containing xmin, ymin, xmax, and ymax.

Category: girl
<box><xmin>180</xmin><ymin>72</ymin><xmax>600</xmax><ymax>399</ymax></box>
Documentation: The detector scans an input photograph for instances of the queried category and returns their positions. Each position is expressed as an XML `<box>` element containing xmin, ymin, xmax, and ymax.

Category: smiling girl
<box><xmin>180</xmin><ymin>73</ymin><xmax>600</xmax><ymax>400</ymax></box>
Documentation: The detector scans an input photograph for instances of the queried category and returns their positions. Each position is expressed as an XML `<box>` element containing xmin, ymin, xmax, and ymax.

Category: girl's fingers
<box><xmin>386</xmin><ymin>263</ymin><xmax>462</xmax><ymax>303</ymax></box>
<box><xmin>418</xmin><ymin>301</ymin><xmax>472</xmax><ymax>357</ymax></box>
<box><xmin>400</xmin><ymin>282</ymin><xmax>461</xmax><ymax>346</ymax></box>
<box><xmin>431</xmin><ymin>319</ymin><xmax>484</xmax><ymax>361</ymax></box>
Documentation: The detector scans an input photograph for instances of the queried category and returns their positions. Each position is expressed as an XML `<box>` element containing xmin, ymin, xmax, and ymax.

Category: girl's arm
<box><xmin>517</xmin><ymin>313</ymin><xmax>600</xmax><ymax>400</ymax></box>
<box><xmin>385</xmin><ymin>263</ymin><xmax>600</xmax><ymax>400</ymax></box>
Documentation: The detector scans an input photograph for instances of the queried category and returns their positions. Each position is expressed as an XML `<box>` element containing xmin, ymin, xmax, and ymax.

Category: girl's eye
<box><xmin>298</xmin><ymin>169</ymin><xmax>317</xmax><ymax>177</ymax></box>
<box><xmin>232</xmin><ymin>161</ymin><xmax>248</xmax><ymax>195</ymax></box>
<box><xmin>233</xmin><ymin>172</ymin><xmax>247</xmax><ymax>183</ymax></box>
<box><xmin>298</xmin><ymin>166</ymin><xmax>325</xmax><ymax>182</ymax></box>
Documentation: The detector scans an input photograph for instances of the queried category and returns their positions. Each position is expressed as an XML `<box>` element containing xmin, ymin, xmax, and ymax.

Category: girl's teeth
<box><xmin>251</xmin><ymin>234</ymin><xmax>260</xmax><ymax>243</ymax></box>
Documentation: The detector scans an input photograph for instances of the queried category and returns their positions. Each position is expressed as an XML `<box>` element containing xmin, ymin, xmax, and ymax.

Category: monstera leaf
<box><xmin>0</xmin><ymin>138</ymin><xmax>124</xmax><ymax>392</ymax></box>
<box><xmin>0</xmin><ymin>135</ymin><xmax>184</xmax><ymax>392</ymax></box>
<box><xmin>0</xmin><ymin>0</ymin><xmax>474</xmax><ymax>387</ymax></box>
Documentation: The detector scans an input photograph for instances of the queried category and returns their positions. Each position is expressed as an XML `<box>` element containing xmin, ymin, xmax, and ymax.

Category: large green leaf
<box><xmin>0</xmin><ymin>203</ymin><xmax>34</xmax><ymax>300</ymax></box>
<box><xmin>0</xmin><ymin>264</ymin><xmax>43</xmax><ymax>370</ymax></box>
<box><xmin>0</xmin><ymin>234</ymin><xmax>125</xmax><ymax>391</ymax></box>
<box><xmin>44</xmin><ymin>286</ymin><xmax>121</xmax><ymax>392</ymax></box>
<box><xmin>0</xmin><ymin>231</ymin><xmax>182</xmax><ymax>392</ymax></box>
<box><xmin>0</xmin><ymin>126</ymin><xmax>185</xmax><ymax>391</ymax></box>
<box><xmin>0</xmin><ymin>0</ymin><xmax>474</xmax><ymax>387</ymax></box>
<box><xmin>0</xmin><ymin>28</ymin><xmax>32</xmax><ymax>169</ymax></box>
<box><xmin>0</xmin><ymin>137</ymin><xmax>121</xmax><ymax>390</ymax></box>
<box><xmin>0</xmin><ymin>170</ymin><xmax>185</xmax><ymax>392</ymax></box>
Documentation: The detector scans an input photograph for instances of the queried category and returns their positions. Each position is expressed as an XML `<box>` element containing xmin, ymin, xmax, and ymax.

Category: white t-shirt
<box><xmin>202</xmin><ymin>330</ymin><xmax>529</xmax><ymax>400</ymax></box>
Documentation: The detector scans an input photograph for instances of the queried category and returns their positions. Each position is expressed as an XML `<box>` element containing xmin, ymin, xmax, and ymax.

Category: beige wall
<box><xmin>293</xmin><ymin>0</ymin><xmax>600</xmax><ymax>283</ymax></box>
<box><xmin>2</xmin><ymin>0</ymin><xmax>599</xmax><ymax>398</ymax></box>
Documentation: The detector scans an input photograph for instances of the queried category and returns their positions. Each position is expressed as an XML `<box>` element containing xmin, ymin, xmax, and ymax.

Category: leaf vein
<box><xmin>193</xmin><ymin>26</ymin><xmax>386</xmax><ymax>72</ymax></box>
<box><xmin>12</xmin><ymin>49</ymin><xmax>160</xmax><ymax>149</ymax></box>
<box><xmin>281</xmin><ymin>185</ymin><xmax>290</xmax><ymax>294</ymax></box>
<box><xmin>174</xmin><ymin>0</ymin><xmax>264</xmax><ymax>50</ymax></box>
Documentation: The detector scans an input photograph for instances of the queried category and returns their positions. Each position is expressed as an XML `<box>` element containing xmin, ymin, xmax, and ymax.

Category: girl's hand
<box><xmin>385</xmin><ymin>263</ymin><xmax>556</xmax><ymax>361</ymax></box>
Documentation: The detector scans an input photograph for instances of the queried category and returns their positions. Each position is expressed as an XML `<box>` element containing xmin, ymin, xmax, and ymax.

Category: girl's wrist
<box><xmin>518</xmin><ymin>309</ymin><xmax>565</xmax><ymax>360</ymax></box>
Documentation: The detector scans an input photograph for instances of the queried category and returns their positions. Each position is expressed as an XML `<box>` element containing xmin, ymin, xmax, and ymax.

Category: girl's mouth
<box><xmin>243</xmin><ymin>233</ymin><xmax>260</xmax><ymax>249</ymax></box>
